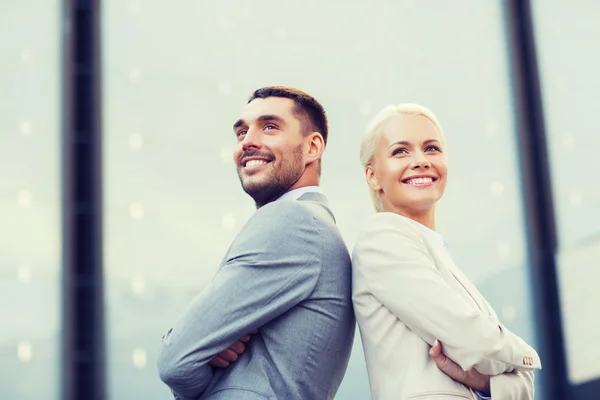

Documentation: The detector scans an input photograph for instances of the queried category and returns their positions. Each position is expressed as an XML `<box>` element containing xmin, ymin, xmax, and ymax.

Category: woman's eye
<box><xmin>392</xmin><ymin>148</ymin><xmax>408</xmax><ymax>156</ymax></box>
<box><xmin>425</xmin><ymin>145</ymin><xmax>440</xmax><ymax>152</ymax></box>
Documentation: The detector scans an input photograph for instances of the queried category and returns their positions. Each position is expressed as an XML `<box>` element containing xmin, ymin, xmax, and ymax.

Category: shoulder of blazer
<box><xmin>252</xmin><ymin>199</ymin><xmax>319</xmax><ymax>229</ymax></box>
<box><xmin>361</xmin><ymin>212</ymin><xmax>423</xmax><ymax>237</ymax></box>
<box><xmin>353</xmin><ymin>212</ymin><xmax>427</xmax><ymax>259</ymax></box>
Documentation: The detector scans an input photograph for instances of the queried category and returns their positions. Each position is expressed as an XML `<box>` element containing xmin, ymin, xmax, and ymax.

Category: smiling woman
<box><xmin>351</xmin><ymin>104</ymin><xmax>542</xmax><ymax>400</ymax></box>
<box><xmin>360</xmin><ymin>104</ymin><xmax>447</xmax><ymax>229</ymax></box>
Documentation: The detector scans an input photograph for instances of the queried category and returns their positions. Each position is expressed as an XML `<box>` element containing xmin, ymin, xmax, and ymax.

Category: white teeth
<box><xmin>245</xmin><ymin>159</ymin><xmax>268</xmax><ymax>167</ymax></box>
<box><xmin>407</xmin><ymin>177</ymin><xmax>433</xmax><ymax>185</ymax></box>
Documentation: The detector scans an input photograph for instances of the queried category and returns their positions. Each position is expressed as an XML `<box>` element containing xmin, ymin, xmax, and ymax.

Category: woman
<box><xmin>352</xmin><ymin>103</ymin><xmax>541</xmax><ymax>400</ymax></box>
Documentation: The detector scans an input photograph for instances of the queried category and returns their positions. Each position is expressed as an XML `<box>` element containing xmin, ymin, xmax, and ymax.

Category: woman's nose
<box><xmin>410</xmin><ymin>152</ymin><xmax>431</xmax><ymax>169</ymax></box>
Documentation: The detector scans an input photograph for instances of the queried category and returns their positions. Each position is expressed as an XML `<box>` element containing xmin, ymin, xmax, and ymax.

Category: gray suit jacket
<box><xmin>158</xmin><ymin>192</ymin><xmax>355</xmax><ymax>400</ymax></box>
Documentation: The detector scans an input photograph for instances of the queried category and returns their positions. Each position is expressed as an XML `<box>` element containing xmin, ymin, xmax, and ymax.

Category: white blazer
<box><xmin>352</xmin><ymin>212</ymin><xmax>542</xmax><ymax>400</ymax></box>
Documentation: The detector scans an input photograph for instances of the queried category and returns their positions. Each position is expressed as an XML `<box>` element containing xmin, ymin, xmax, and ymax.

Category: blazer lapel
<box><xmin>432</xmin><ymin>243</ymin><xmax>491</xmax><ymax>316</ymax></box>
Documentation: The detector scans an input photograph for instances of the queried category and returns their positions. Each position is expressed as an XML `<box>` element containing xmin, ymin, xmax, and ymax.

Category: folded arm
<box><xmin>431</xmin><ymin>340</ymin><xmax>535</xmax><ymax>399</ymax></box>
<box><xmin>353</xmin><ymin>214</ymin><xmax>541</xmax><ymax>375</ymax></box>
<box><xmin>157</xmin><ymin>202</ymin><xmax>322</xmax><ymax>399</ymax></box>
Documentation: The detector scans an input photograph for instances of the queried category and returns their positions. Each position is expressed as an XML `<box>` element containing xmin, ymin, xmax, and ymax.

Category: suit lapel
<box><xmin>429</xmin><ymin>239</ymin><xmax>490</xmax><ymax>315</ymax></box>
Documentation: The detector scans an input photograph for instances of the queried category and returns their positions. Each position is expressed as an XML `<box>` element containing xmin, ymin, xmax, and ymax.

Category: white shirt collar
<box><xmin>275</xmin><ymin>186</ymin><xmax>323</xmax><ymax>202</ymax></box>
<box><xmin>405</xmin><ymin>217</ymin><xmax>451</xmax><ymax>253</ymax></box>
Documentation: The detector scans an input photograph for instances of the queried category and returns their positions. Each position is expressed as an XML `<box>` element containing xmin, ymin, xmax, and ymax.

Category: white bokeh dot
<box><xmin>19</xmin><ymin>120</ymin><xmax>32</xmax><ymax>137</ymax></box>
<box><xmin>19</xmin><ymin>49</ymin><xmax>34</xmax><ymax>65</ymax></box>
<box><xmin>220</xmin><ymin>147</ymin><xmax>233</xmax><ymax>163</ymax></box>
<box><xmin>18</xmin><ymin>265</ymin><xmax>32</xmax><ymax>283</ymax></box>
<box><xmin>550</xmin><ymin>23</ymin><xmax>563</xmax><ymax>37</ymax></box>
<box><xmin>355</xmin><ymin>39</ymin><xmax>369</xmax><ymax>53</ymax></box>
<box><xmin>502</xmin><ymin>305</ymin><xmax>517</xmax><ymax>322</ymax></box>
<box><xmin>130</xmin><ymin>277</ymin><xmax>146</xmax><ymax>295</ymax></box>
<box><xmin>18</xmin><ymin>191</ymin><xmax>33</xmax><ymax>208</ymax></box>
<box><xmin>490</xmin><ymin>182</ymin><xmax>505</xmax><ymax>197</ymax></box>
<box><xmin>569</xmin><ymin>191</ymin><xmax>582</xmax><ymax>206</ymax></box>
<box><xmin>129</xmin><ymin>0</ymin><xmax>142</xmax><ymax>14</ymax></box>
<box><xmin>17</xmin><ymin>341</ymin><xmax>33</xmax><ymax>363</ymax></box>
<box><xmin>129</xmin><ymin>133</ymin><xmax>143</xmax><ymax>150</ymax></box>
<box><xmin>217</xmin><ymin>18</ymin><xmax>230</xmax><ymax>31</ymax></box>
<box><xmin>274</xmin><ymin>27</ymin><xmax>287</xmax><ymax>41</ymax></box>
<box><xmin>359</xmin><ymin>103</ymin><xmax>372</xmax><ymax>117</ymax></box>
<box><xmin>221</xmin><ymin>213</ymin><xmax>236</xmax><ymax>231</ymax></box>
<box><xmin>219</xmin><ymin>81</ymin><xmax>232</xmax><ymax>96</ymax></box>
<box><xmin>485</xmin><ymin>122</ymin><xmax>499</xmax><ymax>137</ymax></box>
<box><xmin>130</xmin><ymin>202</ymin><xmax>144</xmax><ymax>220</ymax></box>
<box><xmin>497</xmin><ymin>242</ymin><xmax>511</xmax><ymax>259</ymax></box>
<box><xmin>562</xmin><ymin>134</ymin><xmax>575</xmax><ymax>149</ymax></box>
<box><xmin>128</xmin><ymin>66</ymin><xmax>142</xmax><ymax>83</ymax></box>
<box><xmin>132</xmin><ymin>348</ymin><xmax>147</xmax><ymax>369</ymax></box>
<box><xmin>556</xmin><ymin>77</ymin><xmax>570</xmax><ymax>93</ymax></box>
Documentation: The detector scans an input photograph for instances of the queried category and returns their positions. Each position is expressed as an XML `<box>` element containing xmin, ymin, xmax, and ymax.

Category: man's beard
<box><xmin>237</xmin><ymin>145</ymin><xmax>304</xmax><ymax>208</ymax></box>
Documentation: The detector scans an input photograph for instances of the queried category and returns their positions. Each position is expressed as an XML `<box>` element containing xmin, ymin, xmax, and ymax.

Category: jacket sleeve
<box><xmin>482</xmin><ymin>299</ymin><xmax>537</xmax><ymax>399</ymax></box>
<box><xmin>157</xmin><ymin>201</ymin><xmax>322</xmax><ymax>399</ymax></box>
<box><xmin>352</xmin><ymin>214</ymin><xmax>541</xmax><ymax>375</ymax></box>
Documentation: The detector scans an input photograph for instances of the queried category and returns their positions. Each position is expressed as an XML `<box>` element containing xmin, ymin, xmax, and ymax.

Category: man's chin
<box><xmin>242</xmin><ymin>183</ymin><xmax>286</xmax><ymax>207</ymax></box>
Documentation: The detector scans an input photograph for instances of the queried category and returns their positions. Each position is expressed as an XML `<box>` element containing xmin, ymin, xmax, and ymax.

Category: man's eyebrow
<box><xmin>233</xmin><ymin>119</ymin><xmax>245</xmax><ymax>130</ymax></box>
<box><xmin>233</xmin><ymin>115</ymin><xmax>285</xmax><ymax>131</ymax></box>
<box><xmin>256</xmin><ymin>115</ymin><xmax>285</xmax><ymax>124</ymax></box>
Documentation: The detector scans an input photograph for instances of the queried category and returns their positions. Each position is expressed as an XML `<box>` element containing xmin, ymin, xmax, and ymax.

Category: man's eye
<box><xmin>264</xmin><ymin>124</ymin><xmax>276</xmax><ymax>130</ymax></box>
<box><xmin>237</xmin><ymin>130</ymin><xmax>247</xmax><ymax>136</ymax></box>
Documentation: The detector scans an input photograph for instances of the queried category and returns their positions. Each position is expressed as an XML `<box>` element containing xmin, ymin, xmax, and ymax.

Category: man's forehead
<box><xmin>240</xmin><ymin>97</ymin><xmax>295</xmax><ymax>120</ymax></box>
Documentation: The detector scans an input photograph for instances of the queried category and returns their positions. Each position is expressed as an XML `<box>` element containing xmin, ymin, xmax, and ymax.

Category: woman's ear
<box><xmin>365</xmin><ymin>165</ymin><xmax>381</xmax><ymax>191</ymax></box>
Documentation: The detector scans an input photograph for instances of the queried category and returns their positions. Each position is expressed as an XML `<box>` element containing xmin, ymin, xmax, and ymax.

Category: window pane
<box><xmin>103</xmin><ymin>1</ymin><xmax>539</xmax><ymax>398</ymax></box>
<box><xmin>0</xmin><ymin>1</ymin><xmax>61</xmax><ymax>399</ymax></box>
<box><xmin>532</xmin><ymin>0</ymin><xmax>600</xmax><ymax>385</ymax></box>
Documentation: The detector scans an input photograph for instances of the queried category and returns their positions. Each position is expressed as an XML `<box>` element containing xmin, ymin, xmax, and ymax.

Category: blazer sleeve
<box><xmin>490</xmin><ymin>370</ymin><xmax>535</xmax><ymax>400</ymax></box>
<box><xmin>352</xmin><ymin>214</ymin><xmax>541</xmax><ymax>375</ymax></box>
<box><xmin>157</xmin><ymin>201</ymin><xmax>322</xmax><ymax>399</ymax></box>
<box><xmin>482</xmin><ymin>299</ymin><xmax>537</xmax><ymax>399</ymax></box>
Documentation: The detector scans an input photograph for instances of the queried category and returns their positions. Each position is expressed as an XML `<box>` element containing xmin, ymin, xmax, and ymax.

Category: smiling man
<box><xmin>158</xmin><ymin>86</ymin><xmax>355</xmax><ymax>400</ymax></box>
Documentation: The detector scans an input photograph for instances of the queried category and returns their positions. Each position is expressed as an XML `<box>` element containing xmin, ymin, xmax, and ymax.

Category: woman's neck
<box><xmin>386</xmin><ymin>205</ymin><xmax>436</xmax><ymax>230</ymax></box>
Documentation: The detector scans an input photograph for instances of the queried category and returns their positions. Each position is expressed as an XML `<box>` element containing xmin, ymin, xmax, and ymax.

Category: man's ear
<box><xmin>305</xmin><ymin>132</ymin><xmax>325</xmax><ymax>164</ymax></box>
<box><xmin>365</xmin><ymin>165</ymin><xmax>381</xmax><ymax>191</ymax></box>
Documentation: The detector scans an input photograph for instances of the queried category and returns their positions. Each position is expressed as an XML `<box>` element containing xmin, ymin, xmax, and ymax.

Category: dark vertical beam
<box><xmin>503</xmin><ymin>1</ymin><xmax>569</xmax><ymax>399</ymax></box>
<box><xmin>61</xmin><ymin>0</ymin><xmax>105</xmax><ymax>399</ymax></box>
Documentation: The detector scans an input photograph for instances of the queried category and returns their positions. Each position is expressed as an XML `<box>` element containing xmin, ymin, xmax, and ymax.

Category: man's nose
<box><xmin>241</xmin><ymin>128</ymin><xmax>261</xmax><ymax>151</ymax></box>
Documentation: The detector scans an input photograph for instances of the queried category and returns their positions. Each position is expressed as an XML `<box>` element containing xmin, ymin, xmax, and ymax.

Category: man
<box><xmin>158</xmin><ymin>86</ymin><xmax>355</xmax><ymax>399</ymax></box>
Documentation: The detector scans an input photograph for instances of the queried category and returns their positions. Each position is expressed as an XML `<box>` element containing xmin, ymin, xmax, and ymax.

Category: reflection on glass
<box><xmin>103</xmin><ymin>1</ymin><xmax>537</xmax><ymax>398</ymax></box>
<box><xmin>532</xmin><ymin>0</ymin><xmax>600</xmax><ymax>385</ymax></box>
<box><xmin>0</xmin><ymin>1</ymin><xmax>60</xmax><ymax>398</ymax></box>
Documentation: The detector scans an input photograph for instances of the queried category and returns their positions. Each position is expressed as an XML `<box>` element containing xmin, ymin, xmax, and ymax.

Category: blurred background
<box><xmin>1</xmin><ymin>0</ymin><xmax>599</xmax><ymax>399</ymax></box>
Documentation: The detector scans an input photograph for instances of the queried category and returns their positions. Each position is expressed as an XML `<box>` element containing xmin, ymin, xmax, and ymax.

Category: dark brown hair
<box><xmin>248</xmin><ymin>86</ymin><xmax>328</xmax><ymax>145</ymax></box>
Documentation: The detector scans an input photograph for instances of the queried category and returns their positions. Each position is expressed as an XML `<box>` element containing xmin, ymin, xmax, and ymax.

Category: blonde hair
<box><xmin>359</xmin><ymin>103</ymin><xmax>446</xmax><ymax>212</ymax></box>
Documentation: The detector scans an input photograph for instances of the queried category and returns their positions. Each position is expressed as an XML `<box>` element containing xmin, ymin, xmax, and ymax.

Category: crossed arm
<box><xmin>430</xmin><ymin>340</ymin><xmax>535</xmax><ymax>399</ymax></box>
<box><xmin>157</xmin><ymin>202</ymin><xmax>321</xmax><ymax>399</ymax></box>
<box><xmin>354</xmin><ymin>214</ymin><xmax>540</xmax><ymax>399</ymax></box>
